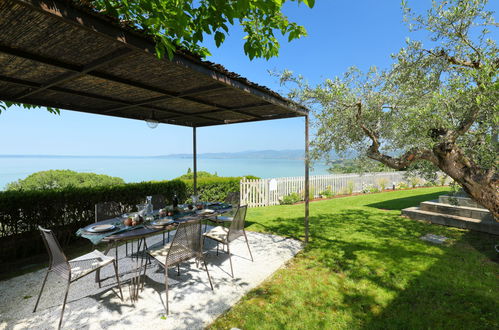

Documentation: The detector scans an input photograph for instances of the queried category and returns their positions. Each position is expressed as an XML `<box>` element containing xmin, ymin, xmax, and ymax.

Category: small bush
<box><xmin>438</xmin><ymin>174</ymin><xmax>448</xmax><ymax>186</ymax></box>
<box><xmin>376</xmin><ymin>178</ymin><xmax>389</xmax><ymax>191</ymax></box>
<box><xmin>320</xmin><ymin>188</ymin><xmax>335</xmax><ymax>198</ymax></box>
<box><xmin>396</xmin><ymin>182</ymin><xmax>409</xmax><ymax>189</ymax></box>
<box><xmin>408</xmin><ymin>177</ymin><xmax>422</xmax><ymax>188</ymax></box>
<box><xmin>362</xmin><ymin>184</ymin><xmax>380</xmax><ymax>194</ymax></box>
<box><xmin>346</xmin><ymin>181</ymin><xmax>355</xmax><ymax>195</ymax></box>
<box><xmin>280</xmin><ymin>192</ymin><xmax>301</xmax><ymax>205</ymax></box>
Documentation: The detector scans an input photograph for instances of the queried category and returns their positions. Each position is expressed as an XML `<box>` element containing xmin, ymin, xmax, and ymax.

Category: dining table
<box><xmin>76</xmin><ymin>203</ymin><xmax>233</xmax><ymax>284</ymax></box>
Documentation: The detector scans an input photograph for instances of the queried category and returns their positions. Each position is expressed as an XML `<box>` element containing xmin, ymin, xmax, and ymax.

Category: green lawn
<box><xmin>210</xmin><ymin>187</ymin><xmax>499</xmax><ymax>329</ymax></box>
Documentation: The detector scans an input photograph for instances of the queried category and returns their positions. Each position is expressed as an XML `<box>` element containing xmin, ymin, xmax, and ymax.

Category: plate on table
<box><xmin>86</xmin><ymin>224</ymin><xmax>116</xmax><ymax>233</ymax></box>
<box><xmin>197</xmin><ymin>209</ymin><xmax>215</xmax><ymax>215</ymax></box>
<box><xmin>151</xmin><ymin>219</ymin><xmax>174</xmax><ymax>227</ymax></box>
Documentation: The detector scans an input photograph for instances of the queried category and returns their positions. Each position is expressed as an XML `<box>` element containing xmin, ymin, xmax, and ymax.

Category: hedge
<box><xmin>182</xmin><ymin>177</ymin><xmax>241</xmax><ymax>202</ymax></box>
<box><xmin>0</xmin><ymin>180</ymin><xmax>187</xmax><ymax>262</ymax></box>
<box><xmin>0</xmin><ymin>176</ymin><xmax>249</xmax><ymax>263</ymax></box>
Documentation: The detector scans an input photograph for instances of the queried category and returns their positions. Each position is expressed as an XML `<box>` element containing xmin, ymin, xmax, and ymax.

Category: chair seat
<box><xmin>203</xmin><ymin>226</ymin><xmax>228</xmax><ymax>243</ymax></box>
<box><xmin>215</xmin><ymin>216</ymin><xmax>233</xmax><ymax>222</ymax></box>
<box><xmin>147</xmin><ymin>243</ymin><xmax>194</xmax><ymax>266</ymax></box>
<box><xmin>69</xmin><ymin>250</ymin><xmax>115</xmax><ymax>281</ymax></box>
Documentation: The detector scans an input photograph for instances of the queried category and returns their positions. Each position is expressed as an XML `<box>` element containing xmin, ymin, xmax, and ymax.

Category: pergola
<box><xmin>0</xmin><ymin>0</ymin><xmax>311</xmax><ymax>242</ymax></box>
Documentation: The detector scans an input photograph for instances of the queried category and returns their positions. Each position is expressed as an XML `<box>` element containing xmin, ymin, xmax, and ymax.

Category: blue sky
<box><xmin>0</xmin><ymin>0</ymin><xmax>496</xmax><ymax>156</ymax></box>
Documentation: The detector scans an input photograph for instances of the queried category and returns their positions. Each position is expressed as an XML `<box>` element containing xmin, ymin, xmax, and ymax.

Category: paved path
<box><xmin>0</xmin><ymin>229</ymin><xmax>301</xmax><ymax>329</ymax></box>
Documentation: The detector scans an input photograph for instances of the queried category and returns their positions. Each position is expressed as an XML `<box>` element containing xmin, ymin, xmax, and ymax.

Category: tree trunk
<box><xmin>432</xmin><ymin>143</ymin><xmax>499</xmax><ymax>221</ymax></box>
<box><xmin>366</xmin><ymin>141</ymin><xmax>498</xmax><ymax>221</ymax></box>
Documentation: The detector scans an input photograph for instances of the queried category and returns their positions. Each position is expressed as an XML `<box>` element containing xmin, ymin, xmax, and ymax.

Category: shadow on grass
<box><xmin>365</xmin><ymin>190</ymin><xmax>448</xmax><ymax>210</ymax></box>
<box><xmin>244</xmin><ymin>205</ymin><xmax>499</xmax><ymax>328</ymax></box>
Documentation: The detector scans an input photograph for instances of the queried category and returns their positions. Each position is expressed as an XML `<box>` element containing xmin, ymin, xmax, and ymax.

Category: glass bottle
<box><xmin>172</xmin><ymin>191</ymin><xmax>179</xmax><ymax>208</ymax></box>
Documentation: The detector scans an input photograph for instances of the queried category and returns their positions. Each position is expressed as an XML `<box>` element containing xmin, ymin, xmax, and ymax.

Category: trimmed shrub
<box><xmin>182</xmin><ymin>176</ymin><xmax>247</xmax><ymax>203</ymax></box>
<box><xmin>0</xmin><ymin>180</ymin><xmax>187</xmax><ymax>262</ymax></box>
<box><xmin>5</xmin><ymin>169</ymin><xmax>124</xmax><ymax>191</ymax></box>
<box><xmin>279</xmin><ymin>192</ymin><xmax>301</xmax><ymax>205</ymax></box>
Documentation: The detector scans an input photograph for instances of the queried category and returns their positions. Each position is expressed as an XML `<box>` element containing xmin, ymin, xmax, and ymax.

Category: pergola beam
<box><xmin>193</xmin><ymin>127</ymin><xmax>198</xmax><ymax>197</ymax></box>
<box><xmin>0</xmin><ymin>74</ymin><xmax>225</xmax><ymax>124</ymax></box>
<box><xmin>304</xmin><ymin>115</ymin><xmax>310</xmax><ymax>244</ymax></box>
<box><xmin>157</xmin><ymin>103</ymin><xmax>269</xmax><ymax>121</ymax></box>
<box><xmin>15</xmin><ymin>0</ymin><xmax>308</xmax><ymax>117</ymax></box>
<box><xmin>15</xmin><ymin>48</ymin><xmax>133</xmax><ymax>100</ymax></box>
<box><xmin>101</xmin><ymin>84</ymin><xmax>227</xmax><ymax>113</ymax></box>
<box><xmin>0</xmin><ymin>46</ymin><xmax>259</xmax><ymax>119</ymax></box>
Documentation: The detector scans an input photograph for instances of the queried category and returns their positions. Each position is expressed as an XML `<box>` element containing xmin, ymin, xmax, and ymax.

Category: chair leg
<box><xmin>141</xmin><ymin>259</ymin><xmax>148</xmax><ymax>291</ymax></box>
<box><xmin>202</xmin><ymin>257</ymin><xmax>214</xmax><ymax>291</ymax></box>
<box><xmin>136</xmin><ymin>239</ymin><xmax>142</xmax><ymax>259</ymax></box>
<box><xmin>227</xmin><ymin>244</ymin><xmax>234</xmax><ymax>278</ymax></box>
<box><xmin>177</xmin><ymin>264</ymin><xmax>180</xmax><ymax>276</ymax></box>
<box><xmin>164</xmin><ymin>267</ymin><xmax>169</xmax><ymax>315</ymax></box>
<box><xmin>115</xmin><ymin>241</ymin><xmax>119</xmax><ymax>266</ymax></box>
<box><xmin>243</xmin><ymin>231</ymin><xmax>254</xmax><ymax>262</ymax></box>
<box><xmin>216</xmin><ymin>242</ymin><xmax>219</xmax><ymax>256</ymax></box>
<box><xmin>112</xmin><ymin>260</ymin><xmax>124</xmax><ymax>301</ymax></box>
<box><xmin>96</xmin><ymin>243</ymin><xmax>112</xmax><ymax>286</ymax></box>
<box><xmin>58</xmin><ymin>278</ymin><xmax>71</xmax><ymax>330</ymax></box>
<box><xmin>33</xmin><ymin>269</ymin><xmax>50</xmax><ymax>312</ymax></box>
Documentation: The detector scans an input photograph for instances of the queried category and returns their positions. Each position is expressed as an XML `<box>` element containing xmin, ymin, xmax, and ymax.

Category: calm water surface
<box><xmin>0</xmin><ymin>156</ymin><xmax>329</xmax><ymax>189</ymax></box>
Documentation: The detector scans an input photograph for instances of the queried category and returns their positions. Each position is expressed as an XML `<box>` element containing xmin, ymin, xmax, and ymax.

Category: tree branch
<box><xmin>449</xmin><ymin>104</ymin><xmax>481</xmax><ymax>141</ymax></box>
<box><xmin>354</xmin><ymin>101</ymin><xmax>437</xmax><ymax>169</ymax></box>
<box><xmin>367</xmin><ymin>146</ymin><xmax>438</xmax><ymax>170</ymax></box>
<box><xmin>424</xmin><ymin>49</ymin><xmax>481</xmax><ymax>68</ymax></box>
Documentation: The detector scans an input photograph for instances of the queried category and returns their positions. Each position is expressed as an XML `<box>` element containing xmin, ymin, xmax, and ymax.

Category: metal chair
<box><xmin>203</xmin><ymin>205</ymin><xmax>253</xmax><ymax>277</ymax></box>
<box><xmin>147</xmin><ymin>220</ymin><xmax>213</xmax><ymax>314</ymax></box>
<box><xmin>34</xmin><ymin>226</ymin><xmax>123</xmax><ymax>329</ymax></box>
<box><xmin>151</xmin><ymin>194</ymin><xmax>166</xmax><ymax>210</ymax></box>
<box><xmin>95</xmin><ymin>201</ymin><xmax>122</xmax><ymax>223</ymax></box>
<box><xmin>204</xmin><ymin>203</ymin><xmax>243</xmax><ymax>232</ymax></box>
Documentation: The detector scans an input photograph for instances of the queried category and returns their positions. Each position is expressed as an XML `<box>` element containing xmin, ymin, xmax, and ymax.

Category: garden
<box><xmin>211</xmin><ymin>187</ymin><xmax>499</xmax><ymax>329</ymax></box>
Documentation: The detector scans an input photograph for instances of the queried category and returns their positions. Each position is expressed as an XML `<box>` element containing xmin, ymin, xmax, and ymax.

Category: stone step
<box><xmin>402</xmin><ymin>207</ymin><xmax>499</xmax><ymax>235</ymax></box>
<box><xmin>438</xmin><ymin>195</ymin><xmax>484</xmax><ymax>208</ymax></box>
<box><xmin>420</xmin><ymin>201</ymin><xmax>493</xmax><ymax>222</ymax></box>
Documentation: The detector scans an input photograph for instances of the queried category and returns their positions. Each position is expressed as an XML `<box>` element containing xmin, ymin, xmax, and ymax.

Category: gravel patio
<box><xmin>0</xmin><ymin>229</ymin><xmax>301</xmax><ymax>329</ymax></box>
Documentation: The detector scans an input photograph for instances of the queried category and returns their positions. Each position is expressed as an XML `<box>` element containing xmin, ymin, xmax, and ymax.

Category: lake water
<box><xmin>0</xmin><ymin>156</ymin><xmax>330</xmax><ymax>189</ymax></box>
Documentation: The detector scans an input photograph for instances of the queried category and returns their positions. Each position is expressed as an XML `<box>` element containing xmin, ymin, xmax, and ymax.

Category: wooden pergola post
<box><xmin>304</xmin><ymin>115</ymin><xmax>310</xmax><ymax>244</ymax></box>
<box><xmin>193</xmin><ymin>126</ymin><xmax>198</xmax><ymax>197</ymax></box>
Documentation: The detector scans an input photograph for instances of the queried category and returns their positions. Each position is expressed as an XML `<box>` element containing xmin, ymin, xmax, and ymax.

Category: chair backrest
<box><xmin>95</xmin><ymin>201</ymin><xmax>122</xmax><ymax>222</ymax></box>
<box><xmin>225</xmin><ymin>191</ymin><xmax>240</xmax><ymax>207</ymax></box>
<box><xmin>38</xmin><ymin>226</ymin><xmax>71</xmax><ymax>279</ymax></box>
<box><xmin>166</xmin><ymin>220</ymin><xmax>202</xmax><ymax>266</ymax></box>
<box><xmin>228</xmin><ymin>205</ymin><xmax>247</xmax><ymax>242</ymax></box>
<box><xmin>151</xmin><ymin>194</ymin><xmax>166</xmax><ymax>210</ymax></box>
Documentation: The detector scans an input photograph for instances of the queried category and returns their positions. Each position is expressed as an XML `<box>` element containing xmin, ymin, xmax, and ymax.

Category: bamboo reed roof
<box><xmin>0</xmin><ymin>0</ymin><xmax>308</xmax><ymax>127</ymax></box>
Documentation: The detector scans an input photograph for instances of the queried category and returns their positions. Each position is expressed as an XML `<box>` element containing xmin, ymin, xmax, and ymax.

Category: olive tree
<box><xmin>280</xmin><ymin>0</ymin><xmax>498</xmax><ymax>219</ymax></box>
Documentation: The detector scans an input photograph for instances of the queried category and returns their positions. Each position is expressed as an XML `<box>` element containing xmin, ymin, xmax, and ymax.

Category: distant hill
<box><xmin>156</xmin><ymin>149</ymin><xmax>308</xmax><ymax>160</ymax></box>
<box><xmin>0</xmin><ymin>149</ymin><xmax>345</xmax><ymax>160</ymax></box>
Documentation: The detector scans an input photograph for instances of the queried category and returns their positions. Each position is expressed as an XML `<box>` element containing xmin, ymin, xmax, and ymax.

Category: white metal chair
<box><xmin>34</xmin><ymin>226</ymin><xmax>123</xmax><ymax>329</ymax></box>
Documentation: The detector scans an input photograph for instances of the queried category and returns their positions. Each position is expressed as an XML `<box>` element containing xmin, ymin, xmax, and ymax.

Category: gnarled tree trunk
<box><xmin>432</xmin><ymin>142</ymin><xmax>499</xmax><ymax>221</ymax></box>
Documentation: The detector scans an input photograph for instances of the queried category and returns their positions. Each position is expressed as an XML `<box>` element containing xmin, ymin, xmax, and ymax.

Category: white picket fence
<box><xmin>240</xmin><ymin>171</ymin><xmax>411</xmax><ymax>207</ymax></box>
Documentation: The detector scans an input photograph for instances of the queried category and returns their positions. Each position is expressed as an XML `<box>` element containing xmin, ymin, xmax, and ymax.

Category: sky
<box><xmin>0</xmin><ymin>0</ymin><xmax>496</xmax><ymax>156</ymax></box>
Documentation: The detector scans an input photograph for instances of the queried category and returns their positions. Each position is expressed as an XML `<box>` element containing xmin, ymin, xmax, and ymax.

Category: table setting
<box><xmin>76</xmin><ymin>200</ymin><xmax>233</xmax><ymax>245</ymax></box>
